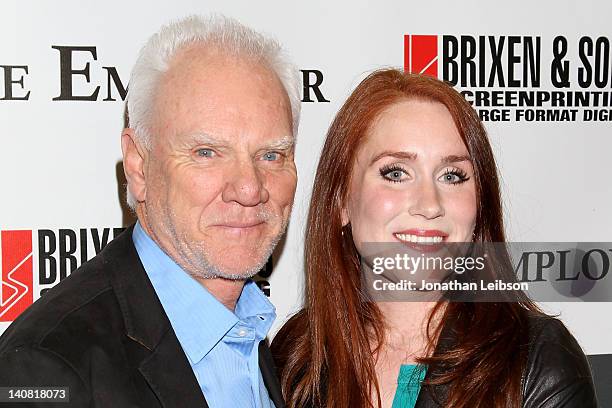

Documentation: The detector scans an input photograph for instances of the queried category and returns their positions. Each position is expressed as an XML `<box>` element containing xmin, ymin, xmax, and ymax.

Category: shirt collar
<box><xmin>132</xmin><ymin>222</ymin><xmax>276</xmax><ymax>364</ymax></box>
<box><xmin>236</xmin><ymin>280</ymin><xmax>276</xmax><ymax>340</ymax></box>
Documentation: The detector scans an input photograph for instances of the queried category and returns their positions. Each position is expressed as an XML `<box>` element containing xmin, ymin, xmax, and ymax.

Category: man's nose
<box><xmin>408</xmin><ymin>179</ymin><xmax>444</xmax><ymax>219</ymax></box>
<box><xmin>221</xmin><ymin>160</ymin><xmax>269</xmax><ymax>207</ymax></box>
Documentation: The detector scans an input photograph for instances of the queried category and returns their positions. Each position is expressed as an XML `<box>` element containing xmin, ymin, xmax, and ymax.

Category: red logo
<box><xmin>0</xmin><ymin>230</ymin><xmax>34</xmax><ymax>321</ymax></box>
<box><xmin>404</xmin><ymin>35</ymin><xmax>438</xmax><ymax>77</ymax></box>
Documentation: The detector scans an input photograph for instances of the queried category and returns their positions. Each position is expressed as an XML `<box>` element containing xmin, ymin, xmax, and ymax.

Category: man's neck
<box><xmin>136</xmin><ymin>209</ymin><xmax>246</xmax><ymax>312</ymax></box>
<box><xmin>197</xmin><ymin>277</ymin><xmax>246</xmax><ymax>311</ymax></box>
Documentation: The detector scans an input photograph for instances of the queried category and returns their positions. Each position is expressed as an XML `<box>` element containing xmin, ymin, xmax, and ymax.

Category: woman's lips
<box><xmin>393</xmin><ymin>229</ymin><xmax>448</xmax><ymax>243</ymax></box>
<box><xmin>393</xmin><ymin>229</ymin><xmax>448</xmax><ymax>253</ymax></box>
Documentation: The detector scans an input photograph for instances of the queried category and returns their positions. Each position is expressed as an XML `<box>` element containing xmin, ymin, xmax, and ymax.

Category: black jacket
<box><xmin>272</xmin><ymin>312</ymin><xmax>598</xmax><ymax>407</ymax></box>
<box><xmin>415</xmin><ymin>313</ymin><xmax>598</xmax><ymax>407</ymax></box>
<box><xmin>0</xmin><ymin>226</ymin><xmax>285</xmax><ymax>408</ymax></box>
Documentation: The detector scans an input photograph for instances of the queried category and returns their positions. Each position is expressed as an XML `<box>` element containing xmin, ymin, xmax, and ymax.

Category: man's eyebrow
<box><xmin>188</xmin><ymin>133</ymin><xmax>227</xmax><ymax>147</ymax></box>
<box><xmin>185</xmin><ymin>133</ymin><xmax>295</xmax><ymax>151</ymax></box>
<box><xmin>264</xmin><ymin>136</ymin><xmax>295</xmax><ymax>151</ymax></box>
<box><xmin>370</xmin><ymin>151</ymin><xmax>472</xmax><ymax>165</ymax></box>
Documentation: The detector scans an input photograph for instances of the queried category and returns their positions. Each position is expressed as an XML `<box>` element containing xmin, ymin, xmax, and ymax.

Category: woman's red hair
<box><xmin>272</xmin><ymin>69</ymin><xmax>543</xmax><ymax>408</ymax></box>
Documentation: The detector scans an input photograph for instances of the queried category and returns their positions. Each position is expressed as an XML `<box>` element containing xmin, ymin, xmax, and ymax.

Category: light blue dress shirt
<box><xmin>132</xmin><ymin>222</ymin><xmax>276</xmax><ymax>408</ymax></box>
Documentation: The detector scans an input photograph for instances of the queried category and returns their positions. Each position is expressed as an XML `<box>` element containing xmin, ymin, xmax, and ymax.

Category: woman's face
<box><xmin>344</xmin><ymin>99</ymin><xmax>477</xmax><ymax>252</ymax></box>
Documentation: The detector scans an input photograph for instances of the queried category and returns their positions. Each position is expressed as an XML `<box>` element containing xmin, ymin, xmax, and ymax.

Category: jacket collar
<box><xmin>414</xmin><ymin>314</ymin><xmax>456</xmax><ymax>408</ymax></box>
<box><xmin>260</xmin><ymin>340</ymin><xmax>286</xmax><ymax>408</ymax></box>
<box><xmin>103</xmin><ymin>225</ymin><xmax>168</xmax><ymax>350</ymax></box>
<box><xmin>102</xmin><ymin>225</ymin><xmax>209</xmax><ymax>407</ymax></box>
<box><xmin>100</xmin><ymin>225</ymin><xmax>285</xmax><ymax>408</ymax></box>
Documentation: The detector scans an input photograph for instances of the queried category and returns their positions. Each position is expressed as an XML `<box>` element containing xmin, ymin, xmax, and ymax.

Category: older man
<box><xmin>0</xmin><ymin>15</ymin><xmax>300</xmax><ymax>408</ymax></box>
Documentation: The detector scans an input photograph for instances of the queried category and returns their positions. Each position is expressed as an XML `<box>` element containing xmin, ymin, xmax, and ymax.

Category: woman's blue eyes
<box><xmin>439</xmin><ymin>168</ymin><xmax>469</xmax><ymax>185</ymax></box>
<box><xmin>440</xmin><ymin>172</ymin><xmax>463</xmax><ymax>184</ymax></box>
<box><xmin>378</xmin><ymin>165</ymin><xmax>470</xmax><ymax>185</ymax></box>
<box><xmin>380</xmin><ymin>166</ymin><xmax>406</xmax><ymax>182</ymax></box>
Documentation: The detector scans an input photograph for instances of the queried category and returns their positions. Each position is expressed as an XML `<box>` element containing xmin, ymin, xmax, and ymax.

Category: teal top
<box><xmin>391</xmin><ymin>364</ymin><xmax>427</xmax><ymax>408</ymax></box>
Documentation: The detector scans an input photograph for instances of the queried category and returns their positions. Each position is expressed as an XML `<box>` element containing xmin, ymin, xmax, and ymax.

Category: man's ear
<box><xmin>121</xmin><ymin>128</ymin><xmax>147</xmax><ymax>203</ymax></box>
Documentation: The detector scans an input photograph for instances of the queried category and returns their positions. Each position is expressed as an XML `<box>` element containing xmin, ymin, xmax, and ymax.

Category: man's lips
<box><xmin>213</xmin><ymin>221</ymin><xmax>266</xmax><ymax>229</ymax></box>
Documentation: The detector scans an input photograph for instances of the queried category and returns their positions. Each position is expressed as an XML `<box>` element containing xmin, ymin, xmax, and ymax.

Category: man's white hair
<box><xmin>125</xmin><ymin>14</ymin><xmax>301</xmax><ymax>208</ymax></box>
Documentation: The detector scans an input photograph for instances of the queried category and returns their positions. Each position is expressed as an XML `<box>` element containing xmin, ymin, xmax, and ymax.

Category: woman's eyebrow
<box><xmin>370</xmin><ymin>151</ymin><xmax>417</xmax><ymax>165</ymax></box>
<box><xmin>440</xmin><ymin>154</ymin><xmax>472</xmax><ymax>164</ymax></box>
<box><xmin>369</xmin><ymin>151</ymin><xmax>472</xmax><ymax>165</ymax></box>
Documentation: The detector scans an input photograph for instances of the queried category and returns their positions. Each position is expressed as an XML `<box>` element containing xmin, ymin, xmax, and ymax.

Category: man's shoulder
<box><xmin>0</xmin><ymin>231</ymin><xmax>130</xmax><ymax>358</ymax></box>
<box><xmin>522</xmin><ymin>312</ymin><xmax>598</xmax><ymax>407</ymax></box>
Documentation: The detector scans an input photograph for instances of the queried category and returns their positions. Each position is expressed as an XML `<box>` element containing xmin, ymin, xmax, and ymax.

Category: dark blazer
<box><xmin>414</xmin><ymin>313</ymin><xmax>598</xmax><ymax>407</ymax></box>
<box><xmin>271</xmin><ymin>311</ymin><xmax>598</xmax><ymax>407</ymax></box>
<box><xmin>0</xmin><ymin>226</ymin><xmax>285</xmax><ymax>408</ymax></box>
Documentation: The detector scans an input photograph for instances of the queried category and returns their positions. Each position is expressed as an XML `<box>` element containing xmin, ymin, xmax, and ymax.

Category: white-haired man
<box><xmin>0</xmin><ymin>15</ymin><xmax>300</xmax><ymax>408</ymax></box>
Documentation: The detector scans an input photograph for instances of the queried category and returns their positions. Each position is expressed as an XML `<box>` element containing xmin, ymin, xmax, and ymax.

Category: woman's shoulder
<box><xmin>271</xmin><ymin>309</ymin><xmax>307</xmax><ymax>348</ymax></box>
<box><xmin>525</xmin><ymin>313</ymin><xmax>578</xmax><ymax>346</ymax></box>
<box><xmin>270</xmin><ymin>309</ymin><xmax>308</xmax><ymax>371</ymax></box>
<box><xmin>522</xmin><ymin>312</ymin><xmax>598</xmax><ymax>407</ymax></box>
<box><xmin>525</xmin><ymin>313</ymin><xmax>591</xmax><ymax>366</ymax></box>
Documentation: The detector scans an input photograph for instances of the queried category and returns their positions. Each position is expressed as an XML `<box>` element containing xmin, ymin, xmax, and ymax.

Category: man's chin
<box><xmin>187</xmin><ymin>258</ymin><xmax>268</xmax><ymax>281</ymax></box>
<box><xmin>207</xmin><ymin>267</ymin><xmax>261</xmax><ymax>281</ymax></box>
<box><xmin>188</xmin><ymin>237</ymin><xmax>281</xmax><ymax>281</ymax></box>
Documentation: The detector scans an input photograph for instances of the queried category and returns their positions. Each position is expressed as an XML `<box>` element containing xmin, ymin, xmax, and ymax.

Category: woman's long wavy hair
<box><xmin>272</xmin><ymin>69</ymin><xmax>543</xmax><ymax>408</ymax></box>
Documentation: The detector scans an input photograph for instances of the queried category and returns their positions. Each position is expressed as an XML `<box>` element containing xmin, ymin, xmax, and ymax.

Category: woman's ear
<box><xmin>341</xmin><ymin>207</ymin><xmax>349</xmax><ymax>227</ymax></box>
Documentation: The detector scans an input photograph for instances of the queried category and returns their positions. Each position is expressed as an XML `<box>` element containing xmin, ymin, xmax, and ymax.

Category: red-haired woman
<box><xmin>271</xmin><ymin>69</ymin><xmax>597</xmax><ymax>408</ymax></box>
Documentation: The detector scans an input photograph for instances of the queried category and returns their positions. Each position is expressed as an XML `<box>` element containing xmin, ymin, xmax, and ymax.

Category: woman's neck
<box><xmin>370</xmin><ymin>302</ymin><xmax>445</xmax><ymax>407</ymax></box>
<box><xmin>376</xmin><ymin>301</ymin><xmax>445</xmax><ymax>361</ymax></box>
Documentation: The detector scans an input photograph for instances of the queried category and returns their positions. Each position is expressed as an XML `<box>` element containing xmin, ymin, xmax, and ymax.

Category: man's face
<box><xmin>137</xmin><ymin>46</ymin><xmax>296</xmax><ymax>280</ymax></box>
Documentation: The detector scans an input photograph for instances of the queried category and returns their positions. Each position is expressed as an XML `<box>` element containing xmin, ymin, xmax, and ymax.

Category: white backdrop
<box><xmin>1</xmin><ymin>0</ymin><xmax>611</xmax><ymax>359</ymax></box>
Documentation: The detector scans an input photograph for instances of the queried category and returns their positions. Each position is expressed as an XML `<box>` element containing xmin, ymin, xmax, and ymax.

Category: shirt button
<box><xmin>238</xmin><ymin>329</ymin><xmax>248</xmax><ymax>337</ymax></box>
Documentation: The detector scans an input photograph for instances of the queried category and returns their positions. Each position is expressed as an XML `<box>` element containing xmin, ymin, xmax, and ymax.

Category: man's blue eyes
<box><xmin>195</xmin><ymin>149</ymin><xmax>281</xmax><ymax>161</ymax></box>
<box><xmin>196</xmin><ymin>148</ymin><xmax>215</xmax><ymax>157</ymax></box>
<box><xmin>263</xmin><ymin>152</ymin><xmax>279</xmax><ymax>161</ymax></box>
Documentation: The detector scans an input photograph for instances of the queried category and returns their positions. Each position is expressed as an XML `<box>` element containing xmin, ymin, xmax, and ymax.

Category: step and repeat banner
<box><xmin>1</xmin><ymin>0</ymin><xmax>611</xmax><ymax>398</ymax></box>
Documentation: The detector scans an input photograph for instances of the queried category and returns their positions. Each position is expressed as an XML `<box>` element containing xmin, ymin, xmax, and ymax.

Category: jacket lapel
<box><xmin>259</xmin><ymin>340</ymin><xmax>286</xmax><ymax>408</ymax></box>
<box><xmin>139</xmin><ymin>327</ymin><xmax>209</xmax><ymax>408</ymax></box>
<box><xmin>414</xmin><ymin>316</ymin><xmax>456</xmax><ymax>408</ymax></box>
<box><xmin>104</xmin><ymin>226</ymin><xmax>208</xmax><ymax>408</ymax></box>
